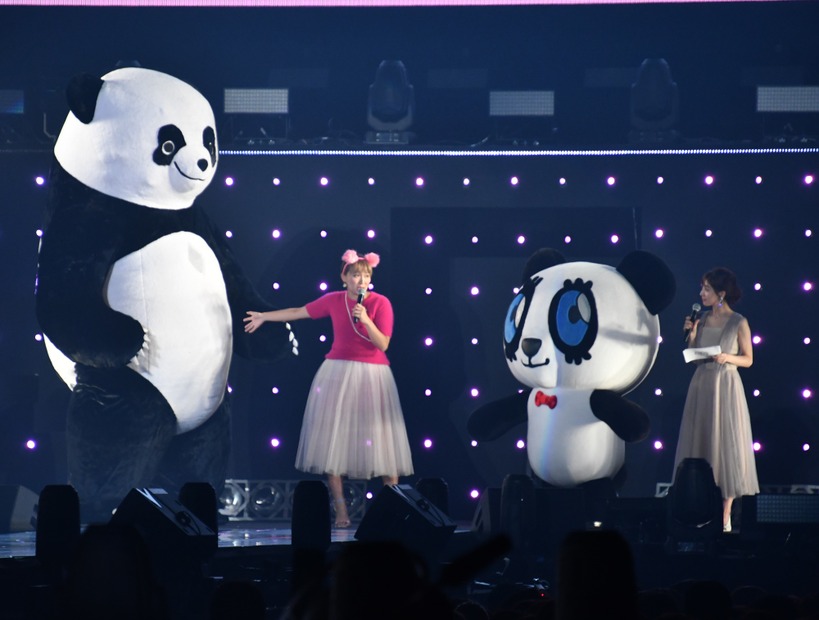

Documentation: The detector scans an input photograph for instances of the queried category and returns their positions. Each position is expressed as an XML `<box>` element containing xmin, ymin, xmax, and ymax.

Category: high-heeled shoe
<box><xmin>723</xmin><ymin>516</ymin><xmax>732</xmax><ymax>533</ymax></box>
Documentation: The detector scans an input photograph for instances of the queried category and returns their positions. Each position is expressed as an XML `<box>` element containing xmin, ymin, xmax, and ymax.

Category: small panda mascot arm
<box><xmin>35</xmin><ymin>67</ymin><xmax>295</xmax><ymax>520</ymax></box>
<box><xmin>468</xmin><ymin>248</ymin><xmax>675</xmax><ymax>487</ymax></box>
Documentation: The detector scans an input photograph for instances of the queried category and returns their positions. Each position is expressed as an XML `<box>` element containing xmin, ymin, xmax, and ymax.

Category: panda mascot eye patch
<box><xmin>153</xmin><ymin>125</ymin><xmax>186</xmax><ymax>165</ymax></box>
<box><xmin>504</xmin><ymin>275</ymin><xmax>542</xmax><ymax>362</ymax></box>
<box><xmin>548</xmin><ymin>277</ymin><xmax>597</xmax><ymax>364</ymax></box>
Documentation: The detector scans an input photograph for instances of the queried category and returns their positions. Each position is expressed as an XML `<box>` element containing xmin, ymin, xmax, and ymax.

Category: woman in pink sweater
<box><xmin>245</xmin><ymin>250</ymin><xmax>413</xmax><ymax>527</ymax></box>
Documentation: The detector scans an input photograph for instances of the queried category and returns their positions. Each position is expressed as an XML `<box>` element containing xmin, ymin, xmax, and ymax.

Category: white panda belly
<box><xmin>526</xmin><ymin>388</ymin><xmax>624</xmax><ymax>487</ymax></box>
<box><xmin>105</xmin><ymin>232</ymin><xmax>232</xmax><ymax>434</ymax></box>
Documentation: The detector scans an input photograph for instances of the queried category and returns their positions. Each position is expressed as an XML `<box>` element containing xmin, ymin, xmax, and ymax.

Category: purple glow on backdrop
<box><xmin>367</xmin><ymin>229</ymin><xmax>376</xmax><ymax>238</ymax></box>
<box><xmin>224</xmin><ymin>177</ymin><xmax>234</xmax><ymax>186</ymax></box>
<box><xmin>225</xmin><ymin>230</ymin><xmax>233</xmax><ymax>238</ymax></box>
<box><xmin>653</xmin><ymin>440</ymin><xmax>663</xmax><ymax>450</ymax></box>
<box><xmin>319</xmin><ymin>176</ymin><xmax>329</xmax><ymax>186</ymax></box>
<box><xmin>270</xmin><ymin>438</ymin><xmax>280</xmax><ymax>448</ymax></box>
<box><xmin>423</xmin><ymin>438</ymin><xmax>433</xmax><ymax>449</ymax></box>
<box><xmin>516</xmin><ymin>439</ymin><xmax>525</xmax><ymax>450</ymax></box>
<box><xmin>704</xmin><ymin>175</ymin><xmax>714</xmax><ymax>185</ymax></box>
<box><xmin>368</xmin><ymin>177</ymin><xmax>375</xmax><ymax>186</ymax></box>
<box><xmin>272</xmin><ymin>177</ymin><xmax>280</xmax><ymax>186</ymax></box>
<box><xmin>510</xmin><ymin>176</ymin><xmax>519</xmax><ymax>186</ymax></box>
<box><xmin>416</xmin><ymin>177</ymin><xmax>425</xmax><ymax>187</ymax></box>
<box><xmin>25</xmin><ymin>439</ymin><xmax>36</xmax><ymax>450</ymax></box>
<box><xmin>656</xmin><ymin>176</ymin><xmax>664</xmax><ymax>184</ymax></box>
<box><xmin>271</xmin><ymin>229</ymin><xmax>281</xmax><ymax>239</ymax></box>
<box><xmin>804</xmin><ymin>282</ymin><xmax>814</xmax><ymax>292</ymax></box>
<box><xmin>463</xmin><ymin>178</ymin><xmax>470</xmax><ymax>186</ymax></box>
<box><xmin>606</xmin><ymin>176</ymin><xmax>616</xmax><ymax>186</ymax></box>
<box><xmin>424</xmin><ymin>235</ymin><xmax>433</xmax><ymax>244</ymax></box>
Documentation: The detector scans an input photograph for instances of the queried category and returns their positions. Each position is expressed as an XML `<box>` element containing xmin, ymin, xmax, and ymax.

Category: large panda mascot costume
<box><xmin>35</xmin><ymin>67</ymin><xmax>297</xmax><ymax>521</ymax></box>
<box><xmin>468</xmin><ymin>248</ymin><xmax>675</xmax><ymax>489</ymax></box>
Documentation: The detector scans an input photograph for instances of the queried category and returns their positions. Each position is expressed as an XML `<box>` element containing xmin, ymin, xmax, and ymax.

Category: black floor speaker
<box><xmin>355</xmin><ymin>484</ymin><xmax>456</xmax><ymax>562</ymax></box>
<box><xmin>0</xmin><ymin>485</ymin><xmax>38</xmax><ymax>533</ymax></box>
<box><xmin>110</xmin><ymin>487</ymin><xmax>217</xmax><ymax>562</ymax></box>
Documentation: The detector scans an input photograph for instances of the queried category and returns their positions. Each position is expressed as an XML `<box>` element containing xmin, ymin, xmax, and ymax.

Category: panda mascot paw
<box><xmin>468</xmin><ymin>248</ymin><xmax>675</xmax><ymax>489</ymax></box>
<box><xmin>35</xmin><ymin>67</ymin><xmax>296</xmax><ymax>521</ymax></box>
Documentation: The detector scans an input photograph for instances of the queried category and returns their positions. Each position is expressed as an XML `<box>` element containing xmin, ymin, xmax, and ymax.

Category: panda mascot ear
<box><xmin>522</xmin><ymin>248</ymin><xmax>566</xmax><ymax>281</ymax></box>
<box><xmin>617</xmin><ymin>250</ymin><xmax>676</xmax><ymax>315</ymax></box>
<box><xmin>66</xmin><ymin>73</ymin><xmax>104</xmax><ymax>124</ymax></box>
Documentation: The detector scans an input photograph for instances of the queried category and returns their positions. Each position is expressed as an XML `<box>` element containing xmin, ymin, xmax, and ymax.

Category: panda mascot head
<box><xmin>469</xmin><ymin>248</ymin><xmax>675</xmax><ymax>488</ymax></box>
<box><xmin>36</xmin><ymin>67</ymin><xmax>296</xmax><ymax>522</ymax></box>
<box><xmin>54</xmin><ymin>66</ymin><xmax>217</xmax><ymax>210</ymax></box>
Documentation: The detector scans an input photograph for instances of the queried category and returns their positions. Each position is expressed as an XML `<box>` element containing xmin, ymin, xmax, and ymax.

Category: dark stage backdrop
<box><xmin>0</xmin><ymin>148</ymin><xmax>816</xmax><ymax>519</ymax></box>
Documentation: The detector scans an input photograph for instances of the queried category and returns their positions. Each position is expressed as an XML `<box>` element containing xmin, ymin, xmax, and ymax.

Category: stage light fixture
<box><xmin>365</xmin><ymin>60</ymin><xmax>415</xmax><ymax>145</ymax></box>
<box><xmin>223</xmin><ymin>88</ymin><xmax>289</xmax><ymax>145</ymax></box>
<box><xmin>629</xmin><ymin>58</ymin><xmax>679</xmax><ymax>144</ymax></box>
<box><xmin>489</xmin><ymin>90</ymin><xmax>554</xmax><ymax>118</ymax></box>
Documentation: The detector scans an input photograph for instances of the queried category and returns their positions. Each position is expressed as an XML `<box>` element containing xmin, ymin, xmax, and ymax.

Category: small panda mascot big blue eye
<box><xmin>35</xmin><ymin>67</ymin><xmax>297</xmax><ymax>522</ymax></box>
<box><xmin>468</xmin><ymin>248</ymin><xmax>675</xmax><ymax>488</ymax></box>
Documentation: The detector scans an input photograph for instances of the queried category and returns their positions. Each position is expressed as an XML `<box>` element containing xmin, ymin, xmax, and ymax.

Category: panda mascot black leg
<box><xmin>67</xmin><ymin>367</ymin><xmax>178</xmax><ymax>522</ymax></box>
<box><xmin>156</xmin><ymin>400</ymin><xmax>231</xmax><ymax>503</ymax></box>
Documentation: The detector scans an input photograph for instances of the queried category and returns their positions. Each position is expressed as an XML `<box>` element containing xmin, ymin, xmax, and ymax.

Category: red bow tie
<box><xmin>535</xmin><ymin>390</ymin><xmax>557</xmax><ymax>409</ymax></box>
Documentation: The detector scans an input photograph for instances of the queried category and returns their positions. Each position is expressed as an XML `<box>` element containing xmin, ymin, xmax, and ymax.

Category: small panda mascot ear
<box><xmin>617</xmin><ymin>250</ymin><xmax>676</xmax><ymax>315</ymax></box>
<box><xmin>522</xmin><ymin>248</ymin><xmax>566</xmax><ymax>281</ymax></box>
<box><xmin>66</xmin><ymin>73</ymin><xmax>104</xmax><ymax>125</ymax></box>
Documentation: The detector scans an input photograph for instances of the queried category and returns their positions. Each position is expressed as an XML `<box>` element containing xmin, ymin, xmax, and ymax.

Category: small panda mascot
<box><xmin>468</xmin><ymin>248</ymin><xmax>675</xmax><ymax>489</ymax></box>
<box><xmin>35</xmin><ymin>67</ymin><xmax>297</xmax><ymax>521</ymax></box>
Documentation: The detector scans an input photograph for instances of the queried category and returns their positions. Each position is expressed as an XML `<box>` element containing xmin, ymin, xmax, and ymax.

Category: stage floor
<box><xmin>0</xmin><ymin>520</ymin><xmax>365</xmax><ymax>560</ymax></box>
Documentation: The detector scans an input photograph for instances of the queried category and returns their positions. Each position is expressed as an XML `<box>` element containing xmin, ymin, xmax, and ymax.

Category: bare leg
<box><xmin>723</xmin><ymin>497</ymin><xmax>734</xmax><ymax>531</ymax></box>
<box><xmin>381</xmin><ymin>475</ymin><xmax>398</xmax><ymax>486</ymax></box>
<box><xmin>328</xmin><ymin>474</ymin><xmax>350</xmax><ymax>528</ymax></box>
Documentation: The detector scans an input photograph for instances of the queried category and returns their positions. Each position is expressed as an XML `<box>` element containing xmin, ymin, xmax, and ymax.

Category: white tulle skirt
<box><xmin>295</xmin><ymin>359</ymin><xmax>414</xmax><ymax>479</ymax></box>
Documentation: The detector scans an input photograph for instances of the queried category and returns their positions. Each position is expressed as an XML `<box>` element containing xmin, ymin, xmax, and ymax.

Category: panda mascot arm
<box><xmin>468</xmin><ymin>391</ymin><xmax>529</xmax><ymax>440</ymax></box>
<box><xmin>196</xmin><ymin>213</ymin><xmax>298</xmax><ymax>362</ymax></box>
<box><xmin>589</xmin><ymin>390</ymin><xmax>650</xmax><ymax>442</ymax></box>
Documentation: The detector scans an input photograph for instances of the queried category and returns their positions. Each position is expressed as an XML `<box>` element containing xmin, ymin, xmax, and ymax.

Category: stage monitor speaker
<box><xmin>35</xmin><ymin>484</ymin><xmax>80</xmax><ymax>569</ymax></box>
<box><xmin>110</xmin><ymin>488</ymin><xmax>217</xmax><ymax>562</ymax></box>
<box><xmin>355</xmin><ymin>484</ymin><xmax>456</xmax><ymax>562</ymax></box>
<box><xmin>0</xmin><ymin>485</ymin><xmax>37</xmax><ymax>533</ymax></box>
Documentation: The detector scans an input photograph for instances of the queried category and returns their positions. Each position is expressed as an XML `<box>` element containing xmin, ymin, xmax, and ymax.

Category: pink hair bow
<box><xmin>341</xmin><ymin>249</ymin><xmax>380</xmax><ymax>268</ymax></box>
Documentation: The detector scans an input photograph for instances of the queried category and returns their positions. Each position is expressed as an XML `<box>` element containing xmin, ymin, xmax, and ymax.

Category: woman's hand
<box><xmin>684</xmin><ymin>316</ymin><xmax>699</xmax><ymax>342</ymax></box>
<box><xmin>713</xmin><ymin>352</ymin><xmax>729</xmax><ymax>364</ymax></box>
<box><xmin>244</xmin><ymin>311</ymin><xmax>266</xmax><ymax>333</ymax></box>
<box><xmin>353</xmin><ymin>303</ymin><xmax>370</xmax><ymax>325</ymax></box>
